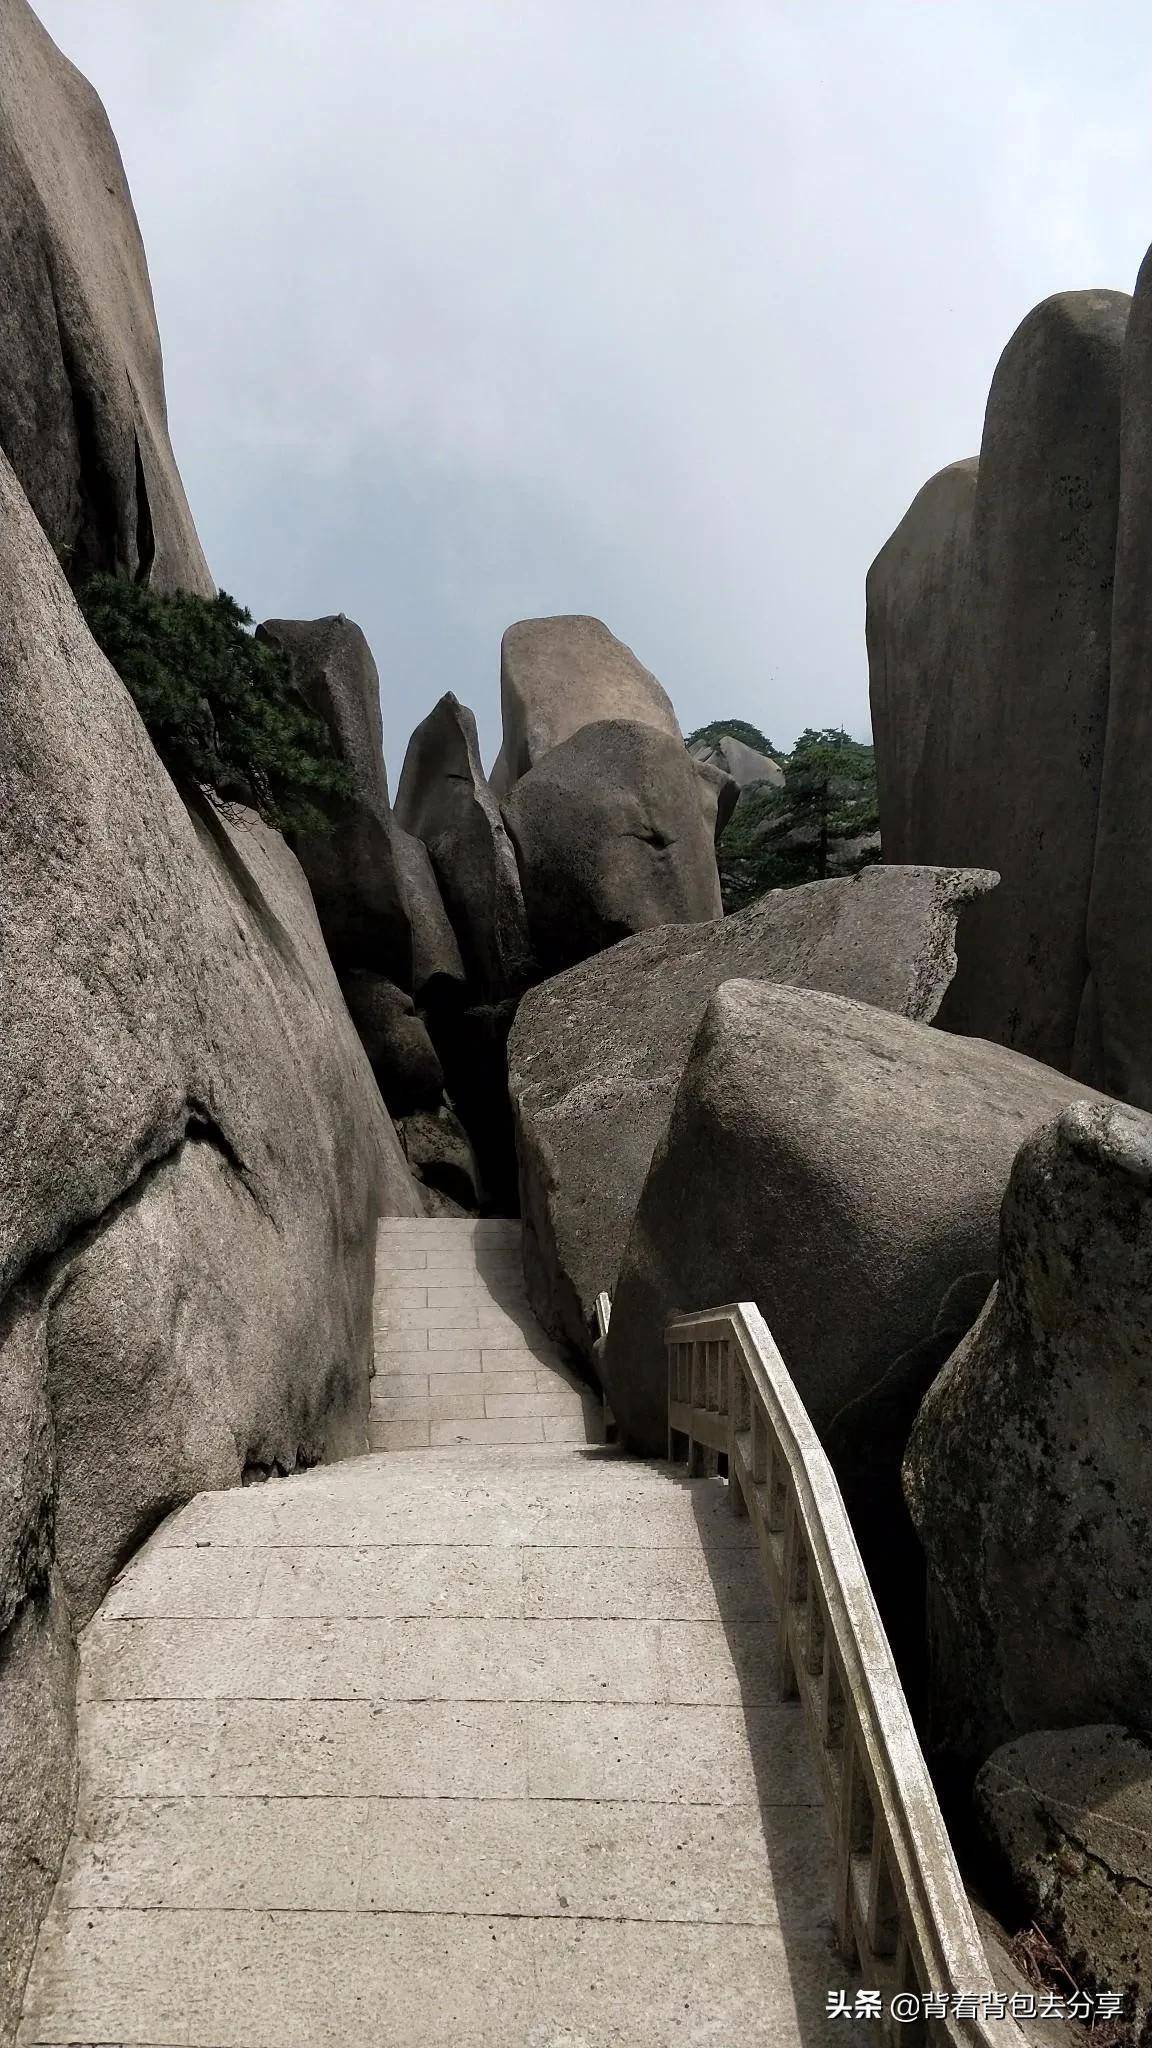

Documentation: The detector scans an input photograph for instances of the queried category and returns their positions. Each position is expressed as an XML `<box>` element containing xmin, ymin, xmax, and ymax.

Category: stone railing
<box><xmin>666</xmin><ymin>1301</ymin><xmax>1023</xmax><ymax>2048</ymax></box>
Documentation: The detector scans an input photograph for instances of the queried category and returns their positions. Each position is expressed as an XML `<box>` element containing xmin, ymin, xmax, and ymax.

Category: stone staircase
<box><xmin>370</xmin><ymin>1217</ymin><xmax>604</xmax><ymax>1451</ymax></box>
<box><xmin>18</xmin><ymin>1219</ymin><xmax>850</xmax><ymax>2046</ymax></box>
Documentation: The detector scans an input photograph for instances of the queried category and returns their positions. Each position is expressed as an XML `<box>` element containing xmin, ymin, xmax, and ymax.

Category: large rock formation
<box><xmin>922</xmin><ymin>291</ymin><xmax>1129</xmax><ymax>1070</ymax></box>
<box><xmin>905</xmin><ymin>1099</ymin><xmax>1152</xmax><ymax>1769</ymax></box>
<box><xmin>398</xmin><ymin>1105</ymin><xmax>482</xmax><ymax>1213</ymax></box>
<box><xmin>491</xmin><ymin>614</ymin><xmax>682</xmax><ymax>793</ymax></box>
<box><xmin>509</xmin><ymin>864</ymin><xmax>996</xmax><ymax>1364</ymax></box>
<box><xmin>503</xmin><ymin>719</ymin><xmax>725</xmax><ymax>976</ymax></box>
<box><xmin>976</xmin><ymin>1726</ymin><xmax>1152</xmax><ymax>2028</ymax></box>
<box><xmin>258</xmin><ymin>615</ymin><xmax>413</xmax><ymax>987</ymax></box>
<box><xmin>1080</xmin><ymin>244</ymin><xmax>1152</xmax><ymax>1109</ymax></box>
<box><xmin>340</xmin><ymin>972</ymin><xmax>445</xmax><ymax>1117</ymax></box>
<box><xmin>689</xmin><ymin>731</ymin><xmax>784</xmax><ymax>792</ymax></box>
<box><xmin>0</xmin><ymin>449</ymin><xmax>419</xmax><ymax>2033</ymax></box>
<box><xmin>867</xmin><ymin>458</ymin><xmax>979</xmax><ymax>866</ymax></box>
<box><xmin>395</xmin><ymin>694</ymin><xmax>533</xmax><ymax>1212</ymax></box>
<box><xmin>0</xmin><ymin>0</ymin><xmax>213</xmax><ymax>595</ymax></box>
<box><xmin>692</xmin><ymin>754</ymin><xmax>741</xmax><ymax>848</ymax></box>
<box><xmin>257</xmin><ymin>617</ymin><xmax>457</xmax><ymax>1121</ymax></box>
<box><xmin>601</xmin><ymin>980</ymin><xmax>1109</xmax><ymax>1456</ymax></box>
<box><xmin>491</xmin><ymin>613</ymin><xmax>734</xmax><ymax>848</ymax></box>
<box><xmin>395</xmin><ymin>693</ymin><xmax>532</xmax><ymax>1003</ymax></box>
<box><xmin>391</xmin><ymin>823</ymin><xmax>465</xmax><ymax>1003</ymax></box>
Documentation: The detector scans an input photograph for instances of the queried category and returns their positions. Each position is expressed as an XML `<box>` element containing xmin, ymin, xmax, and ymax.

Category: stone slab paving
<box><xmin>20</xmin><ymin>1219</ymin><xmax>859</xmax><ymax>2046</ymax></box>
<box><xmin>371</xmin><ymin>1217</ymin><xmax>603</xmax><ymax>1449</ymax></box>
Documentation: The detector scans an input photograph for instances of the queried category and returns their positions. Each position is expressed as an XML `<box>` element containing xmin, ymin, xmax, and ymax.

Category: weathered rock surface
<box><xmin>1081</xmin><ymin>245</ymin><xmax>1152</xmax><ymax>1110</ymax></box>
<box><xmin>602</xmin><ymin>980</ymin><xmax>1109</xmax><ymax>1456</ymax></box>
<box><xmin>259</xmin><ymin>615</ymin><xmax>413</xmax><ymax>988</ymax></box>
<box><xmin>971</xmin><ymin>1901</ymin><xmax>1080</xmax><ymax>2048</ymax></box>
<box><xmin>0</xmin><ymin>0</ymin><xmax>212</xmax><ymax>594</ymax></box>
<box><xmin>689</xmin><ymin>731</ymin><xmax>784</xmax><ymax>792</ymax></box>
<box><xmin>398</xmin><ymin>1106</ymin><xmax>482</xmax><ymax>1213</ymax></box>
<box><xmin>867</xmin><ymin>457</ymin><xmax>979</xmax><ymax>866</ymax></box>
<box><xmin>0</xmin><ymin>1582</ymin><xmax>75</xmax><ymax>2044</ymax></box>
<box><xmin>491</xmin><ymin>614</ymin><xmax>682</xmax><ymax>793</ymax></box>
<box><xmin>503</xmin><ymin>719</ymin><xmax>724</xmax><ymax>977</ymax></box>
<box><xmin>395</xmin><ymin>693</ymin><xmax>532</xmax><ymax>1002</ymax></box>
<box><xmin>0</xmin><ymin>448</ymin><xmax>418</xmax><ymax>2033</ymax></box>
<box><xmin>391</xmin><ymin>822</ymin><xmax>465</xmax><ymax>1002</ymax></box>
<box><xmin>931</xmin><ymin>290</ymin><xmax>1129</xmax><ymax>1070</ymax></box>
<box><xmin>509</xmin><ymin>864</ymin><xmax>996</xmax><ymax>1364</ymax></box>
<box><xmin>905</xmin><ymin>1099</ymin><xmax>1152</xmax><ymax>1768</ymax></box>
<box><xmin>693</xmin><ymin>753</ymin><xmax>741</xmax><ymax>844</ymax></box>
<box><xmin>977</xmin><ymin>1725</ymin><xmax>1152</xmax><ymax>2028</ymax></box>
<box><xmin>340</xmin><ymin>973</ymin><xmax>444</xmax><ymax>1117</ymax></box>
<box><xmin>825</xmin><ymin>1270</ymin><xmax>994</xmax><ymax>1703</ymax></box>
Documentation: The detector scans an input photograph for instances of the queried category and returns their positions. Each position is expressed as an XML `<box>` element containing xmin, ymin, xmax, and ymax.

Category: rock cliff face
<box><xmin>258</xmin><ymin>615</ymin><xmax>414</xmax><ymax>989</ymax></box>
<box><xmin>256</xmin><ymin>615</ymin><xmax>459</xmax><ymax>1121</ymax></box>
<box><xmin>601</xmin><ymin>980</ymin><xmax>1108</xmax><ymax>1456</ymax></box>
<box><xmin>688</xmin><ymin>731</ymin><xmax>784</xmax><ymax>792</ymax></box>
<box><xmin>509</xmin><ymin>865</ymin><xmax>996</xmax><ymax>1367</ymax></box>
<box><xmin>0</xmin><ymin>452</ymin><xmax>419</xmax><ymax>2034</ymax></box>
<box><xmin>491</xmin><ymin>615</ymin><xmax>684</xmax><ymax>794</ymax></box>
<box><xmin>933</xmin><ymin>291</ymin><xmax>1128</xmax><ymax>1071</ymax></box>
<box><xmin>0</xmin><ymin>0</ymin><xmax>213</xmax><ymax>594</ymax></box>
<box><xmin>396</xmin><ymin>693</ymin><xmax>533</xmax><ymax>1004</ymax></box>
<box><xmin>1081</xmin><ymin>245</ymin><xmax>1152</xmax><ymax>1110</ymax></box>
<box><xmin>504</xmin><ymin>719</ymin><xmax>725</xmax><ymax>976</ymax></box>
<box><xmin>869</xmin><ymin>291</ymin><xmax>1131</xmax><ymax>1077</ymax></box>
<box><xmin>867</xmin><ymin>458</ymin><xmax>978</xmax><ymax>866</ymax></box>
<box><xmin>905</xmin><ymin>1099</ymin><xmax>1152</xmax><ymax>1768</ymax></box>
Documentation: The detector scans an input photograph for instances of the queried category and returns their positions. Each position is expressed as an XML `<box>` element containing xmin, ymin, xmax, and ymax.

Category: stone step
<box><xmin>21</xmin><ymin>1432</ymin><xmax>852</xmax><ymax>2045</ymax></box>
<box><xmin>19</xmin><ymin>1903</ymin><xmax>841</xmax><ymax>2047</ymax></box>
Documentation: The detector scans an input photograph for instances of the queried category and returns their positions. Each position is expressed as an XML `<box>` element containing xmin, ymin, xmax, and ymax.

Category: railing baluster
<box><xmin>805</xmin><ymin>1579</ymin><xmax>826</xmax><ymax>1678</ymax></box>
<box><xmin>777</xmin><ymin>1494</ymin><xmax>800</xmax><ymax>1699</ymax></box>
<box><xmin>731</xmin><ymin>1352</ymin><xmax>750</xmax><ymax>1434</ymax></box>
<box><xmin>820</xmin><ymin>1640</ymin><xmax>846</xmax><ymax>1752</ymax></box>
<box><xmin>726</xmin><ymin>1344</ymin><xmax>748</xmax><ymax>1515</ymax></box>
<box><xmin>767</xmin><ymin>1438</ymin><xmax>787</xmax><ymax>1530</ymax></box>
<box><xmin>867</xmin><ymin>1832</ymin><xmax>900</xmax><ymax>1959</ymax></box>
<box><xmin>751</xmin><ymin>1406</ymin><xmax>768</xmax><ymax>1488</ymax></box>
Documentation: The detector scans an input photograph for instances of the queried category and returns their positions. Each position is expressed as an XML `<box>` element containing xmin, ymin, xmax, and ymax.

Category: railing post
<box><xmin>777</xmin><ymin>1494</ymin><xmax>800</xmax><ymax>1700</ymax></box>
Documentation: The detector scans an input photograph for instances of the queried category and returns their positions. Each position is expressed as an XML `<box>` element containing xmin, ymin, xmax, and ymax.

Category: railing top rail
<box><xmin>666</xmin><ymin>1301</ymin><xmax>1022</xmax><ymax>2048</ymax></box>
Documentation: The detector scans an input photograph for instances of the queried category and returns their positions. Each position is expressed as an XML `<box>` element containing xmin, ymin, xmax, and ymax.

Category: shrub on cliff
<box><xmin>76</xmin><ymin>575</ymin><xmax>350</xmax><ymax>833</ymax></box>
<box><xmin>685</xmin><ymin>716</ymin><xmax>777</xmax><ymax>756</ymax></box>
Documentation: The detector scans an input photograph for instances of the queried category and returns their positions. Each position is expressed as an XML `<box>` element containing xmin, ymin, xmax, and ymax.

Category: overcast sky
<box><xmin>35</xmin><ymin>1</ymin><xmax>1152</xmax><ymax>777</ymax></box>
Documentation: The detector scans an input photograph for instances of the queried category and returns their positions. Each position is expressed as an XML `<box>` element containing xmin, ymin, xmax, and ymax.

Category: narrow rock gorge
<box><xmin>4</xmin><ymin>0</ymin><xmax>1152</xmax><ymax>2037</ymax></box>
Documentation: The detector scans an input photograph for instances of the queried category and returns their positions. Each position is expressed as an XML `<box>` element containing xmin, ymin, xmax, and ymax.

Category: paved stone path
<box><xmin>20</xmin><ymin>1218</ymin><xmax>851</xmax><ymax>2046</ymax></box>
<box><xmin>368</xmin><ymin>1217</ymin><xmax>605</xmax><ymax>1452</ymax></box>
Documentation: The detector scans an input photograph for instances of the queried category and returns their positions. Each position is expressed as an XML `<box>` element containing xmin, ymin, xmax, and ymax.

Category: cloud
<box><xmin>34</xmin><ymin>0</ymin><xmax>1152</xmax><ymax>774</ymax></box>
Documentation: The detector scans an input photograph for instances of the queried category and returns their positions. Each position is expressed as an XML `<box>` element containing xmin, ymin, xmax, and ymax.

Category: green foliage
<box><xmin>685</xmin><ymin>716</ymin><xmax>777</xmax><ymax>757</ymax></box>
<box><xmin>714</xmin><ymin>723</ymin><xmax>879</xmax><ymax>912</ymax></box>
<box><xmin>786</xmin><ymin>726</ymin><xmax>879</xmax><ymax>857</ymax></box>
<box><xmin>76</xmin><ymin>575</ymin><xmax>351</xmax><ymax>834</ymax></box>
